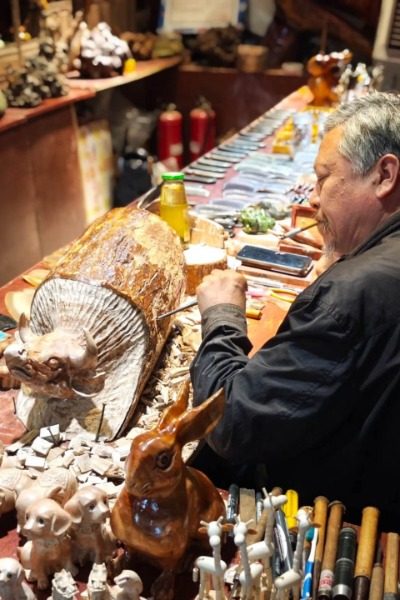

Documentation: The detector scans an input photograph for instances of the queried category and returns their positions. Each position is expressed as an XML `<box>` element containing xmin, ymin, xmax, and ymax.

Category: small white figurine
<box><xmin>82</xmin><ymin>563</ymin><xmax>110</xmax><ymax>600</ymax></box>
<box><xmin>193</xmin><ymin>516</ymin><xmax>230</xmax><ymax>600</ymax></box>
<box><xmin>0</xmin><ymin>557</ymin><xmax>36</xmax><ymax>600</ymax></box>
<box><xmin>273</xmin><ymin>507</ymin><xmax>314</xmax><ymax>600</ymax></box>
<box><xmin>47</xmin><ymin>570</ymin><xmax>78</xmax><ymax>600</ymax></box>
<box><xmin>64</xmin><ymin>486</ymin><xmax>116</xmax><ymax>566</ymax></box>
<box><xmin>18</xmin><ymin>498</ymin><xmax>77</xmax><ymax>590</ymax></box>
<box><xmin>233</xmin><ymin>518</ymin><xmax>263</xmax><ymax>600</ymax></box>
<box><xmin>110</xmin><ymin>570</ymin><xmax>146</xmax><ymax>600</ymax></box>
<box><xmin>247</xmin><ymin>491</ymin><xmax>288</xmax><ymax>598</ymax></box>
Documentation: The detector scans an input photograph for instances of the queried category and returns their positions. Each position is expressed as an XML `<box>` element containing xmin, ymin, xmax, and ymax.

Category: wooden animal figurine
<box><xmin>111</xmin><ymin>382</ymin><xmax>226</xmax><ymax>600</ymax></box>
<box><xmin>47</xmin><ymin>570</ymin><xmax>78</xmax><ymax>600</ymax></box>
<box><xmin>4</xmin><ymin>207</ymin><xmax>186</xmax><ymax>440</ymax></box>
<box><xmin>0</xmin><ymin>468</ymin><xmax>33</xmax><ymax>518</ymax></box>
<box><xmin>110</xmin><ymin>570</ymin><xmax>146</xmax><ymax>600</ymax></box>
<box><xmin>307</xmin><ymin>49</ymin><xmax>352</xmax><ymax>107</ymax></box>
<box><xmin>193</xmin><ymin>516</ymin><xmax>230</xmax><ymax>600</ymax></box>
<box><xmin>0</xmin><ymin>557</ymin><xmax>36</xmax><ymax>600</ymax></box>
<box><xmin>16</xmin><ymin>467</ymin><xmax>78</xmax><ymax>529</ymax></box>
<box><xmin>18</xmin><ymin>498</ymin><xmax>77</xmax><ymax>590</ymax></box>
<box><xmin>64</xmin><ymin>485</ymin><xmax>117</xmax><ymax>566</ymax></box>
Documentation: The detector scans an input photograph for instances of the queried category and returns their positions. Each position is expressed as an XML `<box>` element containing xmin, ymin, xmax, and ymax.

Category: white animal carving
<box><xmin>0</xmin><ymin>557</ymin><xmax>36</xmax><ymax>600</ymax></box>
<box><xmin>233</xmin><ymin>518</ymin><xmax>263</xmax><ymax>600</ymax></box>
<box><xmin>110</xmin><ymin>570</ymin><xmax>146</xmax><ymax>600</ymax></box>
<box><xmin>193</xmin><ymin>516</ymin><xmax>229</xmax><ymax>600</ymax></box>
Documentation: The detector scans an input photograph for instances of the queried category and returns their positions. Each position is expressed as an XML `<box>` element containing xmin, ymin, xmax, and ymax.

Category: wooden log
<box><xmin>184</xmin><ymin>245</ymin><xmax>227</xmax><ymax>295</ymax></box>
<box><xmin>5</xmin><ymin>207</ymin><xmax>186</xmax><ymax>440</ymax></box>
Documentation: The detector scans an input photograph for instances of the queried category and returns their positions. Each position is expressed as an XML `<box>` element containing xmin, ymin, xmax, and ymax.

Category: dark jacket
<box><xmin>191</xmin><ymin>212</ymin><xmax>400</xmax><ymax>529</ymax></box>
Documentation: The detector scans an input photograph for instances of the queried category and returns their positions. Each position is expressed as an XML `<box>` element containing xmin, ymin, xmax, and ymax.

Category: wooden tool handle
<box><xmin>314</xmin><ymin>496</ymin><xmax>330</xmax><ymax>563</ymax></box>
<box><xmin>369</xmin><ymin>564</ymin><xmax>384</xmax><ymax>600</ymax></box>
<box><xmin>384</xmin><ymin>533</ymin><xmax>399</xmax><ymax>595</ymax></box>
<box><xmin>321</xmin><ymin>501</ymin><xmax>346</xmax><ymax>571</ymax></box>
<box><xmin>355</xmin><ymin>507</ymin><xmax>380</xmax><ymax>578</ymax></box>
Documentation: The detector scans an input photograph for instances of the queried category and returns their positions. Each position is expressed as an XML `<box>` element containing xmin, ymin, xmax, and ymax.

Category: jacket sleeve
<box><xmin>190</xmin><ymin>294</ymin><xmax>359</xmax><ymax>464</ymax></box>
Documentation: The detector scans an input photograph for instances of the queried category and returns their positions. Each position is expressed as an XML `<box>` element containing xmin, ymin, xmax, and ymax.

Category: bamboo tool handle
<box><xmin>313</xmin><ymin>497</ymin><xmax>330</xmax><ymax>600</ymax></box>
<box><xmin>369</xmin><ymin>563</ymin><xmax>384</xmax><ymax>600</ymax></box>
<box><xmin>318</xmin><ymin>501</ymin><xmax>346</xmax><ymax>600</ymax></box>
<box><xmin>383</xmin><ymin>533</ymin><xmax>399</xmax><ymax>599</ymax></box>
<box><xmin>354</xmin><ymin>507</ymin><xmax>380</xmax><ymax>600</ymax></box>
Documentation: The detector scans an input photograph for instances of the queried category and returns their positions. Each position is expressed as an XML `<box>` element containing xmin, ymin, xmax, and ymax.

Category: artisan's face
<box><xmin>310</xmin><ymin>126</ymin><xmax>381</xmax><ymax>256</ymax></box>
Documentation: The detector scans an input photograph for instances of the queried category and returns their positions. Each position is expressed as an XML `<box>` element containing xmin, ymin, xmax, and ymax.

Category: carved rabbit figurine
<box><xmin>110</xmin><ymin>382</ymin><xmax>226</xmax><ymax>600</ymax></box>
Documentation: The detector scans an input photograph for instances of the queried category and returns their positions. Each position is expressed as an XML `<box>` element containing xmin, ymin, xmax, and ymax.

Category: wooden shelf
<box><xmin>66</xmin><ymin>56</ymin><xmax>182</xmax><ymax>92</ymax></box>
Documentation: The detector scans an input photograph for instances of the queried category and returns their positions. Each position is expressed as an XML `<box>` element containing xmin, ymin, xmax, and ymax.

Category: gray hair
<box><xmin>324</xmin><ymin>92</ymin><xmax>400</xmax><ymax>174</ymax></box>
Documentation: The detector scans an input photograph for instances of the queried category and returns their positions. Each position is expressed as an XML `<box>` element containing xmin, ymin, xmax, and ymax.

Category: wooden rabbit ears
<box><xmin>158</xmin><ymin>378</ymin><xmax>225</xmax><ymax>446</ymax></box>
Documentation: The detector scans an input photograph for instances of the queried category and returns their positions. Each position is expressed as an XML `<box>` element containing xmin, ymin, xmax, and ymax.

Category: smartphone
<box><xmin>237</xmin><ymin>245</ymin><xmax>313</xmax><ymax>277</ymax></box>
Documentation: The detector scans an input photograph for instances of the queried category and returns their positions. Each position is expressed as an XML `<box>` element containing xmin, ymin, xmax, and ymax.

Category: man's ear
<box><xmin>374</xmin><ymin>154</ymin><xmax>400</xmax><ymax>198</ymax></box>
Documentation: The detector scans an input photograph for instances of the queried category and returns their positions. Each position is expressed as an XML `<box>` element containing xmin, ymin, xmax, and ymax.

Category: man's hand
<box><xmin>196</xmin><ymin>269</ymin><xmax>247</xmax><ymax>314</ymax></box>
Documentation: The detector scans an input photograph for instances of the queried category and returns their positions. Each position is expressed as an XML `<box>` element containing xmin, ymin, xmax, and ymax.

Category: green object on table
<box><xmin>240</xmin><ymin>206</ymin><xmax>275</xmax><ymax>234</ymax></box>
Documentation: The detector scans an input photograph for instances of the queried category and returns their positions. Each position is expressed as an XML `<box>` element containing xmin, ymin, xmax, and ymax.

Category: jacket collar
<box><xmin>347</xmin><ymin>210</ymin><xmax>400</xmax><ymax>258</ymax></box>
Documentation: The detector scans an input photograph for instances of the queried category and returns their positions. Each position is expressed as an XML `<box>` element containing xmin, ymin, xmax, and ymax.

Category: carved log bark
<box><xmin>6</xmin><ymin>207</ymin><xmax>186</xmax><ymax>440</ymax></box>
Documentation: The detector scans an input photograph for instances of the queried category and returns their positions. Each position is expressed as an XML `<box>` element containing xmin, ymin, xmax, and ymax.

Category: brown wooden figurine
<box><xmin>307</xmin><ymin>49</ymin><xmax>352</xmax><ymax>106</ymax></box>
<box><xmin>111</xmin><ymin>382</ymin><xmax>226</xmax><ymax>600</ymax></box>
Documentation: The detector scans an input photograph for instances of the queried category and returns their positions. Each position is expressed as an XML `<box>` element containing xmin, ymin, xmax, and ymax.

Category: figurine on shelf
<box><xmin>307</xmin><ymin>49</ymin><xmax>352</xmax><ymax>107</ymax></box>
<box><xmin>0</xmin><ymin>557</ymin><xmax>36</xmax><ymax>600</ymax></box>
<box><xmin>111</xmin><ymin>381</ymin><xmax>226</xmax><ymax>600</ymax></box>
<box><xmin>18</xmin><ymin>498</ymin><xmax>77</xmax><ymax>590</ymax></box>
<box><xmin>64</xmin><ymin>486</ymin><xmax>117</xmax><ymax>567</ymax></box>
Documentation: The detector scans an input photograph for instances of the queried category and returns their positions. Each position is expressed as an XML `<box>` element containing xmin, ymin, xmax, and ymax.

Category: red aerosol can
<box><xmin>157</xmin><ymin>104</ymin><xmax>184</xmax><ymax>168</ymax></box>
<box><xmin>189</xmin><ymin>97</ymin><xmax>216</xmax><ymax>162</ymax></box>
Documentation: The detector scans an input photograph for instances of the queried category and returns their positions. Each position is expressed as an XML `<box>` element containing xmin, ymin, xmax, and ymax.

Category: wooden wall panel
<box><xmin>27</xmin><ymin>106</ymin><xmax>86</xmax><ymax>257</ymax></box>
<box><xmin>0</xmin><ymin>125</ymin><xmax>42</xmax><ymax>285</ymax></box>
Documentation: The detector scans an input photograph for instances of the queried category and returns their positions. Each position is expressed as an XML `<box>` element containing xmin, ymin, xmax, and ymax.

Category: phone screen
<box><xmin>237</xmin><ymin>245</ymin><xmax>312</xmax><ymax>276</ymax></box>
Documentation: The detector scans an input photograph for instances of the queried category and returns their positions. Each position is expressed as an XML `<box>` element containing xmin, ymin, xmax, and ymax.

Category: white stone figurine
<box><xmin>47</xmin><ymin>570</ymin><xmax>78</xmax><ymax>600</ymax></box>
<box><xmin>110</xmin><ymin>570</ymin><xmax>146</xmax><ymax>600</ymax></box>
<box><xmin>82</xmin><ymin>563</ymin><xmax>110</xmax><ymax>600</ymax></box>
<box><xmin>247</xmin><ymin>491</ymin><xmax>288</xmax><ymax>598</ymax></box>
<box><xmin>273</xmin><ymin>507</ymin><xmax>314</xmax><ymax>600</ymax></box>
<box><xmin>233</xmin><ymin>518</ymin><xmax>263</xmax><ymax>600</ymax></box>
<box><xmin>0</xmin><ymin>557</ymin><xmax>36</xmax><ymax>600</ymax></box>
<box><xmin>193</xmin><ymin>516</ymin><xmax>230</xmax><ymax>600</ymax></box>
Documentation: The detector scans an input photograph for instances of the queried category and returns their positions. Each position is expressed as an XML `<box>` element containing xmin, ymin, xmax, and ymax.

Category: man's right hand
<box><xmin>196</xmin><ymin>269</ymin><xmax>247</xmax><ymax>315</ymax></box>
